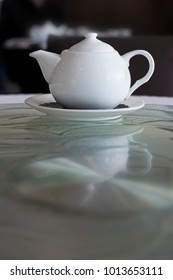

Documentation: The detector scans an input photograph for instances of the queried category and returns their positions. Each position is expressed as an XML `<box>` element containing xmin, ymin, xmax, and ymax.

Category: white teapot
<box><xmin>30</xmin><ymin>33</ymin><xmax>155</xmax><ymax>109</ymax></box>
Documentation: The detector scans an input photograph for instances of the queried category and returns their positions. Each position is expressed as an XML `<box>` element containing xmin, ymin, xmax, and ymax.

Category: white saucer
<box><xmin>25</xmin><ymin>94</ymin><xmax>145</xmax><ymax>121</ymax></box>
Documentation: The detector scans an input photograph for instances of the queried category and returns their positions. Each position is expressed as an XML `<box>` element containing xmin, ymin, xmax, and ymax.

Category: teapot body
<box><xmin>50</xmin><ymin>50</ymin><xmax>130</xmax><ymax>109</ymax></box>
<box><xmin>30</xmin><ymin>33</ymin><xmax>154</xmax><ymax>109</ymax></box>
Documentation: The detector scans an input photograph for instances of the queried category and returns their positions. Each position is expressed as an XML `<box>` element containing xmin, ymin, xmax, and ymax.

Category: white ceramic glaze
<box><xmin>30</xmin><ymin>33</ymin><xmax>155</xmax><ymax>109</ymax></box>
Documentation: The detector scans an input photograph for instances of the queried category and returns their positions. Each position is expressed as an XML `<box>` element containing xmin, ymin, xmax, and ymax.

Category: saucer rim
<box><xmin>25</xmin><ymin>94</ymin><xmax>145</xmax><ymax>121</ymax></box>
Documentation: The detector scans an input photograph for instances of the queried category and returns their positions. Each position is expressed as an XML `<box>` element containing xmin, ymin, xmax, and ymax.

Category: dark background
<box><xmin>0</xmin><ymin>0</ymin><xmax>173</xmax><ymax>96</ymax></box>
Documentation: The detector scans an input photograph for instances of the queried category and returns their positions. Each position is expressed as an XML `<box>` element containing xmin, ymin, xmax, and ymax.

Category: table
<box><xmin>0</xmin><ymin>101</ymin><xmax>173</xmax><ymax>259</ymax></box>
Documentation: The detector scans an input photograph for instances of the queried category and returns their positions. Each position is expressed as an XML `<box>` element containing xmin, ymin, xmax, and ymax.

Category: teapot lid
<box><xmin>69</xmin><ymin>33</ymin><xmax>116</xmax><ymax>53</ymax></box>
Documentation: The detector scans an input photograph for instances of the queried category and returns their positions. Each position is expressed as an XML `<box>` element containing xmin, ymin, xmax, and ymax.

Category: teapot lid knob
<box><xmin>69</xmin><ymin>32</ymin><xmax>116</xmax><ymax>53</ymax></box>
<box><xmin>85</xmin><ymin>33</ymin><xmax>98</xmax><ymax>39</ymax></box>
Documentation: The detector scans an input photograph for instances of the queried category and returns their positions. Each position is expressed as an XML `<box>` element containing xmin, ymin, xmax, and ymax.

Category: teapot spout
<box><xmin>29</xmin><ymin>50</ymin><xmax>60</xmax><ymax>83</ymax></box>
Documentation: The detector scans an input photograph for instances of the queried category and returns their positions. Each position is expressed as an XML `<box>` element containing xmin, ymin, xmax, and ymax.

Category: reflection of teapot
<box><xmin>30</xmin><ymin>33</ymin><xmax>155</xmax><ymax>109</ymax></box>
<box><xmin>14</xmin><ymin>124</ymin><xmax>145</xmax><ymax>189</ymax></box>
<box><xmin>9</xmin><ymin>123</ymin><xmax>155</xmax><ymax>213</ymax></box>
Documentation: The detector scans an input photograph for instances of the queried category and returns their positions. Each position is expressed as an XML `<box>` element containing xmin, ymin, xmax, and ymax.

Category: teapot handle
<box><xmin>122</xmin><ymin>50</ymin><xmax>155</xmax><ymax>99</ymax></box>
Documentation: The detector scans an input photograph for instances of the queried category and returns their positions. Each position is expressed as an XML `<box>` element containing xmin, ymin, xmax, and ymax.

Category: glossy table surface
<box><xmin>0</xmin><ymin>102</ymin><xmax>173</xmax><ymax>259</ymax></box>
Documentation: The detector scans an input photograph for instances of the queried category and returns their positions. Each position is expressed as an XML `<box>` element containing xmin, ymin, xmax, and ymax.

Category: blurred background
<box><xmin>0</xmin><ymin>0</ymin><xmax>173</xmax><ymax>96</ymax></box>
